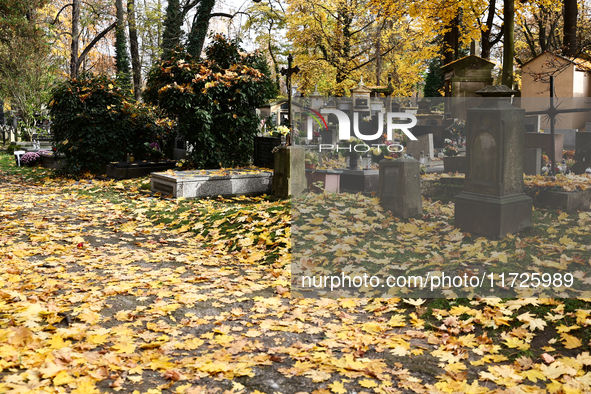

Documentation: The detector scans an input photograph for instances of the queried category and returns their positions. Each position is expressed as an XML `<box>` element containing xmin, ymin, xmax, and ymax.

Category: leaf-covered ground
<box><xmin>1</xmin><ymin>153</ymin><xmax>591</xmax><ymax>394</ymax></box>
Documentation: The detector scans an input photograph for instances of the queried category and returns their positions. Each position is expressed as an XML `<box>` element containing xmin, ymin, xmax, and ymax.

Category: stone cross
<box><xmin>525</xmin><ymin>76</ymin><xmax>591</xmax><ymax>174</ymax></box>
<box><xmin>280</xmin><ymin>54</ymin><xmax>300</xmax><ymax>145</ymax></box>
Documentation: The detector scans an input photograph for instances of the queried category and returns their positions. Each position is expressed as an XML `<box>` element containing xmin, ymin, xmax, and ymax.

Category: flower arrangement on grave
<box><xmin>274</xmin><ymin>125</ymin><xmax>290</xmax><ymax>136</ymax></box>
<box><xmin>446</xmin><ymin>120</ymin><xmax>466</xmax><ymax>141</ymax></box>
<box><xmin>145</xmin><ymin>142</ymin><xmax>164</xmax><ymax>161</ymax></box>
<box><xmin>564</xmin><ymin>150</ymin><xmax>575</xmax><ymax>159</ymax></box>
<box><xmin>339</xmin><ymin>137</ymin><xmax>365</xmax><ymax>157</ymax></box>
<box><xmin>443</xmin><ymin>139</ymin><xmax>459</xmax><ymax>157</ymax></box>
<box><xmin>20</xmin><ymin>152</ymin><xmax>40</xmax><ymax>166</ymax></box>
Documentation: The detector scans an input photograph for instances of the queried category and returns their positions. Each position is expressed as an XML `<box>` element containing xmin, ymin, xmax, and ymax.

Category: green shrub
<box><xmin>144</xmin><ymin>34</ymin><xmax>277</xmax><ymax>169</ymax></box>
<box><xmin>49</xmin><ymin>75</ymin><xmax>175</xmax><ymax>175</ymax></box>
<box><xmin>5</xmin><ymin>144</ymin><xmax>18</xmax><ymax>155</ymax></box>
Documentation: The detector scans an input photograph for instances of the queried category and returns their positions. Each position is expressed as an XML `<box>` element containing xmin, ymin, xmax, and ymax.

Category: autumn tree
<box><xmin>0</xmin><ymin>0</ymin><xmax>55</xmax><ymax>131</ymax></box>
<box><xmin>242</xmin><ymin>0</ymin><xmax>289</xmax><ymax>89</ymax></box>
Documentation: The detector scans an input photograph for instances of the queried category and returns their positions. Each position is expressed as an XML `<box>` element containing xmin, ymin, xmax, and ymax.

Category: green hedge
<box><xmin>49</xmin><ymin>75</ymin><xmax>175</xmax><ymax>175</ymax></box>
<box><xmin>144</xmin><ymin>34</ymin><xmax>277</xmax><ymax>169</ymax></box>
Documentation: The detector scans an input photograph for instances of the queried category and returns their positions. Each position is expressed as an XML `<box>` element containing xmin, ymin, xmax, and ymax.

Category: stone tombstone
<box><xmin>454</xmin><ymin>98</ymin><xmax>533</xmax><ymax>239</ymax></box>
<box><xmin>525</xmin><ymin>115</ymin><xmax>541</xmax><ymax>133</ymax></box>
<box><xmin>405</xmin><ymin>134</ymin><xmax>434</xmax><ymax>165</ymax></box>
<box><xmin>378</xmin><ymin>158</ymin><xmax>422</xmax><ymax>219</ymax></box>
<box><xmin>572</xmin><ymin>132</ymin><xmax>591</xmax><ymax>174</ymax></box>
<box><xmin>272</xmin><ymin>146</ymin><xmax>306</xmax><ymax>198</ymax></box>
<box><xmin>586</xmin><ymin>122</ymin><xmax>591</xmax><ymax>132</ymax></box>
<box><xmin>523</xmin><ymin>148</ymin><xmax>542</xmax><ymax>175</ymax></box>
<box><xmin>543</xmin><ymin>129</ymin><xmax>577</xmax><ymax>150</ymax></box>
<box><xmin>524</xmin><ymin>133</ymin><xmax>563</xmax><ymax>162</ymax></box>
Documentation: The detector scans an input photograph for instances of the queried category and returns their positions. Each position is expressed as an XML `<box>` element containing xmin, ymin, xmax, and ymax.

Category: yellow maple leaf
<box><xmin>521</xmin><ymin>369</ymin><xmax>547</xmax><ymax>383</ymax></box>
<box><xmin>78</xmin><ymin>310</ymin><xmax>101</xmax><ymax>325</ymax></box>
<box><xmin>329</xmin><ymin>380</ymin><xmax>348</xmax><ymax>394</ymax></box>
<box><xmin>561</xmin><ymin>333</ymin><xmax>582</xmax><ymax>349</ymax></box>
<box><xmin>112</xmin><ymin>342</ymin><xmax>136</xmax><ymax>354</ymax></box>
<box><xmin>53</xmin><ymin>370</ymin><xmax>75</xmax><ymax>386</ymax></box>
<box><xmin>359</xmin><ymin>378</ymin><xmax>378</xmax><ymax>388</ymax></box>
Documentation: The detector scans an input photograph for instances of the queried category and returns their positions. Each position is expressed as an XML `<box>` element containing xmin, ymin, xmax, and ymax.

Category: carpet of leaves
<box><xmin>1</xmin><ymin>156</ymin><xmax>591</xmax><ymax>394</ymax></box>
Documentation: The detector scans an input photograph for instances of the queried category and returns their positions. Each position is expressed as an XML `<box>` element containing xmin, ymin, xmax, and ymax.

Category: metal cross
<box><xmin>280</xmin><ymin>54</ymin><xmax>300</xmax><ymax>145</ymax></box>
<box><xmin>525</xmin><ymin>76</ymin><xmax>591</xmax><ymax>175</ymax></box>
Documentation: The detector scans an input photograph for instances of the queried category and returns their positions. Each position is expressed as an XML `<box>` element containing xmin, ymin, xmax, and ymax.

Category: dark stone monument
<box><xmin>572</xmin><ymin>132</ymin><xmax>591</xmax><ymax>174</ymax></box>
<box><xmin>454</xmin><ymin>98</ymin><xmax>532</xmax><ymax>239</ymax></box>
<box><xmin>378</xmin><ymin>159</ymin><xmax>422</xmax><ymax>218</ymax></box>
<box><xmin>524</xmin><ymin>133</ymin><xmax>563</xmax><ymax>162</ymax></box>
<box><xmin>254</xmin><ymin>136</ymin><xmax>281</xmax><ymax>168</ymax></box>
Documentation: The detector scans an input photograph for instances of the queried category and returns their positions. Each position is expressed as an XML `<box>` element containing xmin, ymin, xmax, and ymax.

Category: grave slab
<box><xmin>542</xmin><ymin>128</ymin><xmax>577</xmax><ymax>149</ymax></box>
<box><xmin>151</xmin><ymin>168</ymin><xmax>273</xmax><ymax>198</ymax></box>
<box><xmin>340</xmin><ymin>169</ymin><xmax>379</xmax><ymax>195</ymax></box>
<box><xmin>528</xmin><ymin>189</ymin><xmax>591</xmax><ymax>212</ymax></box>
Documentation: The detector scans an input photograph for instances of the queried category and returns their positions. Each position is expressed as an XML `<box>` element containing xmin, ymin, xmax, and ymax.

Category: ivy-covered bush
<box><xmin>49</xmin><ymin>75</ymin><xmax>175</xmax><ymax>174</ymax></box>
<box><xmin>144</xmin><ymin>34</ymin><xmax>277</xmax><ymax>169</ymax></box>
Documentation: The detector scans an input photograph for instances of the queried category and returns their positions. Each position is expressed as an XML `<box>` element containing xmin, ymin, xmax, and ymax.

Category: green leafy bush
<box><xmin>49</xmin><ymin>75</ymin><xmax>175</xmax><ymax>175</ymax></box>
<box><xmin>144</xmin><ymin>34</ymin><xmax>277</xmax><ymax>169</ymax></box>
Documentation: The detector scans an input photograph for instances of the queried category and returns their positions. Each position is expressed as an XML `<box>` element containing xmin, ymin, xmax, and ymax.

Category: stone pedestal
<box><xmin>523</xmin><ymin>148</ymin><xmax>541</xmax><ymax>175</ymax></box>
<box><xmin>340</xmin><ymin>169</ymin><xmax>379</xmax><ymax>195</ymax></box>
<box><xmin>454</xmin><ymin>98</ymin><xmax>532</xmax><ymax>239</ymax></box>
<box><xmin>272</xmin><ymin>146</ymin><xmax>306</xmax><ymax>198</ymax></box>
<box><xmin>379</xmin><ymin>159</ymin><xmax>422</xmax><ymax>218</ymax></box>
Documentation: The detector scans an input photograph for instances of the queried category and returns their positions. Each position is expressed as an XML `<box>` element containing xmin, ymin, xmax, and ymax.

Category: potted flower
<box><xmin>20</xmin><ymin>151</ymin><xmax>41</xmax><ymax>167</ymax></box>
<box><xmin>145</xmin><ymin>142</ymin><xmax>164</xmax><ymax>161</ymax></box>
<box><xmin>443</xmin><ymin>139</ymin><xmax>459</xmax><ymax>157</ymax></box>
<box><xmin>305</xmin><ymin>150</ymin><xmax>318</xmax><ymax>169</ymax></box>
<box><xmin>274</xmin><ymin>125</ymin><xmax>291</xmax><ymax>145</ymax></box>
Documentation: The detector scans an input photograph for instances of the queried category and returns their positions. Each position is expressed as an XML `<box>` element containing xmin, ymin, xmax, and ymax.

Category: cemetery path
<box><xmin>0</xmin><ymin>164</ymin><xmax>591</xmax><ymax>394</ymax></box>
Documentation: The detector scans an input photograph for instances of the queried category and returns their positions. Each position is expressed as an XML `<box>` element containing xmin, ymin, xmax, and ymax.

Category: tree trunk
<box><xmin>187</xmin><ymin>0</ymin><xmax>215</xmax><ymax>59</ymax></box>
<box><xmin>502</xmin><ymin>0</ymin><xmax>514</xmax><ymax>88</ymax></box>
<box><xmin>443</xmin><ymin>15</ymin><xmax>459</xmax><ymax>64</ymax></box>
<box><xmin>161</xmin><ymin>0</ymin><xmax>183</xmax><ymax>60</ymax></box>
<box><xmin>563</xmin><ymin>0</ymin><xmax>577</xmax><ymax>56</ymax></box>
<box><xmin>128</xmin><ymin>0</ymin><xmax>142</xmax><ymax>100</ymax></box>
<box><xmin>70</xmin><ymin>0</ymin><xmax>80</xmax><ymax>79</ymax></box>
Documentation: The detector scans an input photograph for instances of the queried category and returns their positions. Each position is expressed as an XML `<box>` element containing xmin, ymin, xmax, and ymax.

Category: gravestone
<box><xmin>586</xmin><ymin>122</ymin><xmax>591</xmax><ymax>132</ymax></box>
<box><xmin>340</xmin><ymin>169</ymin><xmax>379</xmax><ymax>195</ymax></box>
<box><xmin>405</xmin><ymin>134</ymin><xmax>434</xmax><ymax>165</ymax></box>
<box><xmin>272</xmin><ymin>146</ymin><xmax>306</xmax><ymax>198</ymax></box>
<box><xmin>524</xmin><ymin>133</ymin><xmax>563</xmax><ymax>162</ymax></box>
<box><xmin>454</xmin><ymin>98</ymin><xmax>532</xmax><ymax>239</ymax></box>
<box><xmin>254</xmin><ymin>136</ymin><xmax>281</xmax><ymax>168</ymax></box>
<box><xmin>572</xmin><ymin>132</ymin><xmax>591</xmax><ymax>174</ymax></box>
<box><xmin>525</xmin><ymin>115</ymin><xmax>541</xmax><ymax>133</ymax></box>
<box><xmin>523</xmin><ymin>148</ymin><xmax>542</xmax><ymax>175</ymax></box>
<box><xmin>378</xmin><ymin>158</ymin><xmax>422</xmax><ymax>218</ymax></box>
<box><xmin>542</xmin><ymin>129</ymin><xmax>577</xmax><ymax>150</ymax></box>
